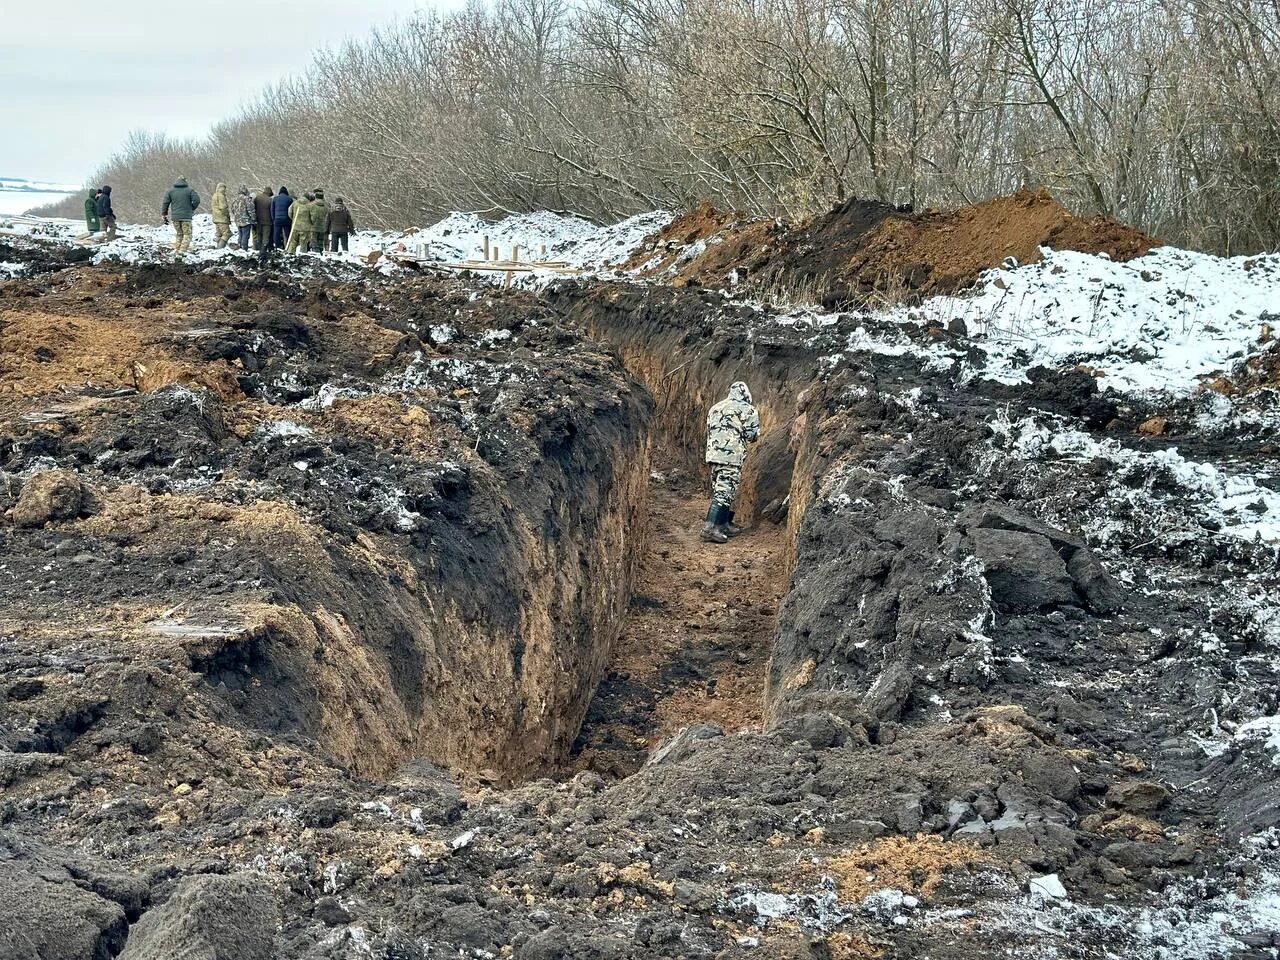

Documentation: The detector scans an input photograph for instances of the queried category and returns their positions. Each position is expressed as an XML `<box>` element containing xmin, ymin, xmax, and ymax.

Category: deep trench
<box><xmin>553</xmin><ymin>289</ymin><xmax>814</xmax><ymax>778</ymax></box>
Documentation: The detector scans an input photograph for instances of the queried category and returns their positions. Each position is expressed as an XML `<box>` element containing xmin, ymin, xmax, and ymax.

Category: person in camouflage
<box><xmin>702</xmin><ymin>380</ymin><xmax>760</xmax><ymax>543</ymax></box>
<box><xmin>309</xmin><ymin>189</ymin><xmax>328</xmax><ymax>254</ymax></box>
<box><xmin>286</xmin><ymin>193</ymin><xmax>315</xmax><ymax>254</ymax></box>
<box><xmin>211</xmin><ymin>183</ymin><xmax>231</xmax><ymax>249</ymax></box>
<box><xmin>160</xmin><ymin>178</ymin><xmax>200</xmax><ymax>256</ymax></box>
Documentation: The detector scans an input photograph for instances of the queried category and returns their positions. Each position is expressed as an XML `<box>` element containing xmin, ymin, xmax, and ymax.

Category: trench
<box><xmin>0</xmin><ymin>261</ymin><xmax>821</xmax><ymax>793</ymax></box>
<box><xmin>551</xmin><ymin>283</ymin><xmax>818</xmax><ymax>777</ymax></box>
<box><xmin>566</xmin><ymin>451</ymin><xmax>788</xmax><ymax>777</ymax></box>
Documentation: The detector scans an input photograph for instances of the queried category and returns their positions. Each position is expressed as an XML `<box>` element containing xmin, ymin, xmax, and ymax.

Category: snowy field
<box><xmin>0</xmin><ymin>208</ymin><xmax>671</xmax><ymax>280</ymax></box>
<box><xmin>887</xmin><ymin>246</ymin><xmax>1280</xmax><ymax>396</ymax></box>
<box><xmin>0</xmin><ymin>188</ymin><xmax>72</xmax><ymax>216</ymax></box>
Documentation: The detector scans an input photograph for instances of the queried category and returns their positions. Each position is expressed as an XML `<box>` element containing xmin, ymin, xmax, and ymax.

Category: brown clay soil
<box><xmin>570</xmin><ymin>461</ymin><xmax>787</xmax><ymax>777</ymax></box>
<box><xmin>627</xmin><ymin>187</ymin><xmax>1157</xmax><ymax>304</ymax></box>
<box><xmin>834</xmin><ymin>187</ymin><xmax>1157</xmax><ymax>299</ymax></box>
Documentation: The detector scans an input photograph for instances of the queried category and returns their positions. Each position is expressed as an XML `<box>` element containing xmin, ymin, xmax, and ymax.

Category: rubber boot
<box><xmin>721</xmin><ymin>508</ymin><xmax>743</xmax><ymax>537</ymax></box>
<box><xmin>701</xmin><ymin>504</ymin><xmax>729</xmax><ymax>543</ymax></box>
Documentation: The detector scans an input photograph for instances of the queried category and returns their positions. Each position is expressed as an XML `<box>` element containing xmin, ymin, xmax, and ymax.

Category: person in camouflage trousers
<box><xmin>309</xmin><ymin>189</ymin><xmax>328</xmax><ymax>254</ymax></box>
<box><xmin>702</xmin><ymin>380</ymin><xmax>760</xmax><ymax>543</ymax></box>
<box><xmin>285</xmin><ymin>193</ymin><xmax>315</xmax><ymax>254</ymax></box>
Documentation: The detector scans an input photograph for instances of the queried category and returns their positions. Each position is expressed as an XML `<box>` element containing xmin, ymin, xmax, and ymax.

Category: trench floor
<box><xmin>569</xmin><ymin>463</ymin><xmax>787</xmax><ymax>778</ymax></box>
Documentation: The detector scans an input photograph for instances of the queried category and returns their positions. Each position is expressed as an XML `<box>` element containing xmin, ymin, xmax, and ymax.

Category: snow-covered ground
<box><xmin>405</xmin><ymin>209</ymin><xmax>671</xmax><ymax>269</ymax></box>
<box><xmin>0</xmin><ymin>176</ymin><xmax>76</xmax><ymax>215</ymax></box>
<box><xmin>0</xmin><ymin>208</ymin><xmax>671</xmax><ymax>278</ymax></box>
<box><xmin>887</xmin><ymin>246</ymin><xmax>1280</xmax><ymax>396</ymax></box>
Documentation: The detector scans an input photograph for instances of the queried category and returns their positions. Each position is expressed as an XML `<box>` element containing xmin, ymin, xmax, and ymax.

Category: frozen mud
<box><xmin>1</xmin><ymin>205</ymin><xmax>1279</xmax><ymax>960</ymax></box>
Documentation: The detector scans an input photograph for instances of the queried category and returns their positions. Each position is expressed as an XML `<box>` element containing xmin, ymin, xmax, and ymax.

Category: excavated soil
<box><xmin>0</xmin><ymin>228</ymin><xmax>1278</xmax><ymax>960</ymax></box>
<box><xmin>630</xmin><ymin>188</ymin><xmax>1156</xmax><ymax>306</ymax></box>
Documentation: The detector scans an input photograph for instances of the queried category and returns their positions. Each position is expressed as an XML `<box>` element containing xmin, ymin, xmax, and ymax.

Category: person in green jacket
<box><xmin>285</xmin><ymin>194</ymin><xmax>315</xmax><ymax>254</ymax></box>
<box><xmin>309</xmin><ymin>189</ymin><xmax>329</xmax><ymax>254</ymax></box>
<box><xmin>160</xmin><ymin>177</ymin><xmax>201</xmax><ymax>256</ymax></box>
<box><xmin>211</xmin><ymin>182</ymin><xmax>231</xmax><ymax>249</ymax></box>
<box><xmin>84</xmin><ymin>190</ymin><xmax>100</xmax><ymax>234</ymax></box>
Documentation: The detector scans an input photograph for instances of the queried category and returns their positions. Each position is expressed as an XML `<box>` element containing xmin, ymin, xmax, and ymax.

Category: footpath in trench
<box><xmin>569</xmin><ymin>460</ymin><xmax>787</xmax><ymax>778</ymax></box>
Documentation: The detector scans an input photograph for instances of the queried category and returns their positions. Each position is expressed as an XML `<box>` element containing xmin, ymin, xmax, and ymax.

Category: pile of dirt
<box><xmin>832</xmin><ymin>187</ymin><xmax>1157</xmax><ymax>300</ymax></box>
<box><xmin>629</xmin><ymin>189</ymin><xmax>1157</xmax><ymax>305</ymax></box>
<box><xmin>623</xmin><ymin>200</ymin><xmax>798</xmax><ymax>290</ymax></box>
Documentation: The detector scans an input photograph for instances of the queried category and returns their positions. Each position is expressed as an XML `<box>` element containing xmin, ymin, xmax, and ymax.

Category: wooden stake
<box><xmin>513</xmin><ymin>245</ymin><xmax>520</xmax><ymax>262</ymax></box>
<box><xmin>482</xmin><ymin>235</ymin><xmax>490</xmax><ymax>260</ymax></box>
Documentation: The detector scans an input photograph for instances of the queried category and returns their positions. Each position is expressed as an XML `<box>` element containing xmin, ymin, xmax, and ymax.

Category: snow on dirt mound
<box><xmin>888</xmin><ymin>246</ymin><xmax>1280</xmax><ymax>396</ymax></box>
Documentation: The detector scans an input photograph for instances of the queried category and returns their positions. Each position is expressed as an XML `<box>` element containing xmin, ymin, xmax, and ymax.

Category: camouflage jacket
<box><xmin>705</xmin><ymin>381</ymin><xmax>760</xmax><ymax>466</ymax></box>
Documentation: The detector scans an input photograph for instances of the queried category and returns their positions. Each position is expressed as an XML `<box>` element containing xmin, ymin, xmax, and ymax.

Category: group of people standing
<box><xmin>82</xmin><ymin>180</ymin><xmax>357</xmax><ymax>257</ymax></box>
<box><xmin>220</xmin><ymin>184</ymin><xmax>357</xmax><ymax>255</ymax></box>
<box><xmin>83</xmin><ymin>187</ymin><xmax>117</xmax><ymax>241</ymax></box>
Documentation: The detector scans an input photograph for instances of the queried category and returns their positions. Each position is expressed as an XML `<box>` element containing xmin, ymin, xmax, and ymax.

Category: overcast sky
<box><xmin>0</xmin><ymin>0</ymin><xmax>436</xmax><ymax>184</ymax></box>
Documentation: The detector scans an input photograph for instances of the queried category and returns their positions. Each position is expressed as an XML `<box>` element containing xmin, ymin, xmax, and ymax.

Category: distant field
<box><xmin>0</xmin><ymin>190</ymin><xmax>73</xmax><ymax>216</ymax></box>
<box><xmin>0</xmin><ymin>176</ymin><xmax>79</xmax><ymax>216</ymax></box>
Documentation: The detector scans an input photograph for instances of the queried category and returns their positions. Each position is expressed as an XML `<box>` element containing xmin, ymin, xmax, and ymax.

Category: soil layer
<box><xmin>0</xmin><ymin>231</ymin><xmax>1277</xmax><ymax>960</ymax></box>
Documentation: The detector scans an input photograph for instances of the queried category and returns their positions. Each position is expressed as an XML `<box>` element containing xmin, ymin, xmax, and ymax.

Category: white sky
<box><xmin>0</xmin><ymin>0</ymin><xmax>436</xmax><ymax>184</ymax></box>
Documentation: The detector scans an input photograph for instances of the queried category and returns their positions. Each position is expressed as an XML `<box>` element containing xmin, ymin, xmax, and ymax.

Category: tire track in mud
<box><xmin>568</xmin><ymin>460</ymin><xmax>787</xmax><ymax>778</ymax></box>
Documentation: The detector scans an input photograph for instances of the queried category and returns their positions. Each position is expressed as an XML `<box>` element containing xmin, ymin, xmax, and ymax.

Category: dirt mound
<box><xmin>747</xmin><ymin>196</ymin><xmax>904</xmax><ymax>295</ymax></box>
<box><xmin>622</xmin><ymin>201</ymin><xmax>734</xmax><ymax>270</ymax></box>
<box><xmin>623</xmin><ymin>200</ymin><xmax>796</xmax><ymax>289</ymax></box>
<box><xmin>834</xmin><ymin>187</ymin><xmax>1156</xmax><ymax>300</ymax></box>
<box><xmin>629</xmin><ymin>189</ymin><xmax>1156</xmax><ymax>304</ymax></box>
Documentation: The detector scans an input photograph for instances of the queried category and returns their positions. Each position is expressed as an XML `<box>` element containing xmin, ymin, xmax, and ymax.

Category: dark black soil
<box><xmin>0</xmin><ymin>257</ymin><xmax>1277</xmax><ymax>960</ymax></box>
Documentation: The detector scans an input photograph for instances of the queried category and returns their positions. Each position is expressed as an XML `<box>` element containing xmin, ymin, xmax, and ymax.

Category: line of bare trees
<box><xmin>35</xmin><ymin>0</ymin><xmax>1280</xmax><ymax>253</ymax></box>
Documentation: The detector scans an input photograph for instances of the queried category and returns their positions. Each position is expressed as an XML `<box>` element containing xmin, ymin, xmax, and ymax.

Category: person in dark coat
<box><xmin>95</xmin><ymin>186</ymin><xmax>117</xmax><ymax>241</ymax></box>
<box><xmin>253</xmin><ymin>187</ymin><xmax>273</xmax><ymax>251</ymax></box>
<box><xmin>160</xmin><ymin>177</ymin><xmax>201</xmax><ymax>256</ymax></box>
<box><xmin>269</xmin><ymin>187</ymin><xmax>292</xmax><ymax>249</ymax></box>
<box><xmin>84</xmin><ymin>190</ymin><xmax>100</xmax><ymax>233</ymax></box>
<box><xmin>327</xmin><ymin>198</ymin><xmax>354</xmax><ymax>252</ymax></box>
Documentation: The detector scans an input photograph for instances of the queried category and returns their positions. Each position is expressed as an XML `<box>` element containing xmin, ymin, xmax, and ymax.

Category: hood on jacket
<box><xmin>333</xmin><ymin>199</ymin><xmax>346</xmax><ymax>207</ymax></box>
<box><xmin>214</xmin><ymin>182</ymin><xmax>226</xmax><ymax>193</ymax></box>
<box><xmin>173</xmin><ymin>178</ymin><xmax>188</xmax><ymax>188</ymax></box>
<box><xmin>238</xmin><ymin>185</ymin><xmax>249</xmax><ymax>195</ymax></box>
<box><xmin>279</xmin><ymin>187</ymin><xmax>290</xmax><ymax>196</ymax></box>
<box><xmin>728</xmin><ymin>381</ymin><xmax>752</xmax><ymax>404</ymax></box>
<box><xmin>87</xmin><ymin>190</ymin><xmax>97</xmax><ymax>198</ymax></box>
<box><xmin>101</xmin><ymin>185</ymin><xmax>111</xmax><ymax>194</ymax></box>
<box><xmin>314</xmin><ymin>189</ymin><xmax>324</xmax><ymax>198</ymax></box>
